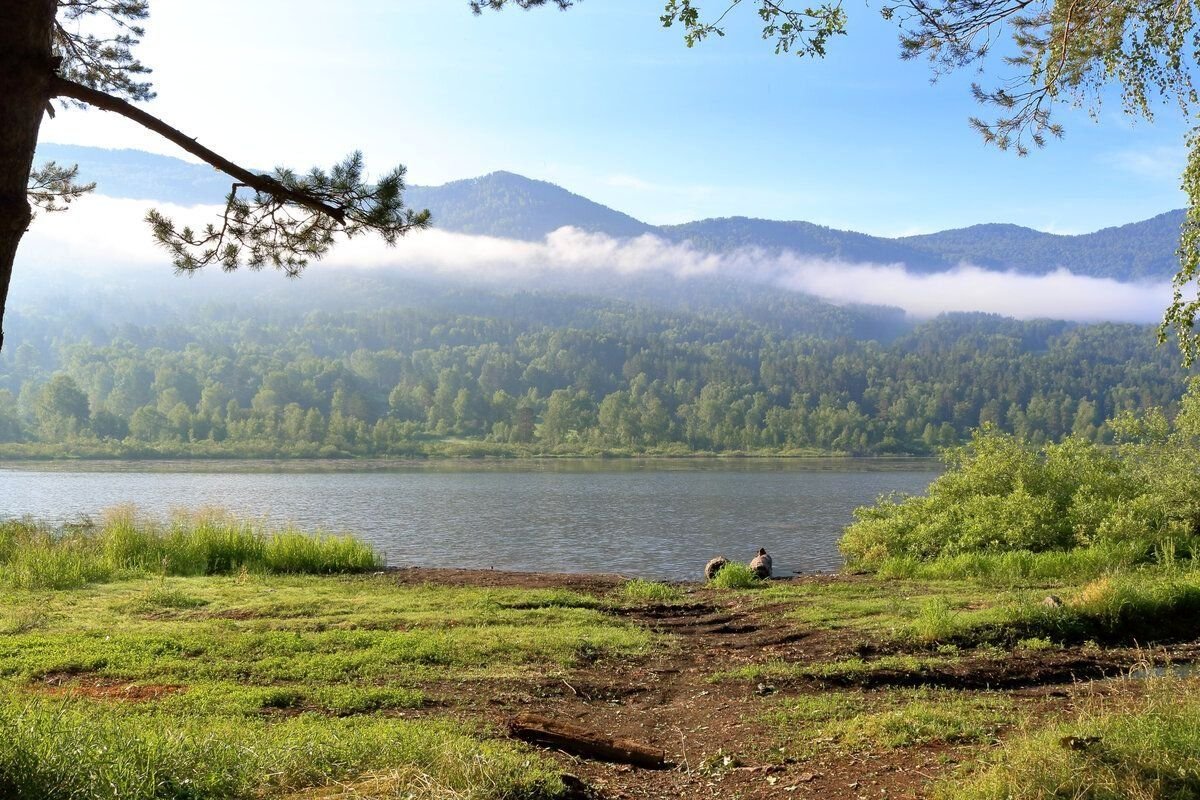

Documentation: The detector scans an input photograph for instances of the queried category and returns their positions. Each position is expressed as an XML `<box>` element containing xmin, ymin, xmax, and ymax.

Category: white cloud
<box><xmin>1107</xmin><ymin>145</ymin><xmax>1187</xmax><ymax>182</ymax></box>
<box><xmin>18</xmin><ymin>194</ymin><xmax>212</xmax><ymax>273</ymax></box>
<box><xmin>14</xmin><ymin>193</ymin><xmax>1174</xmax><ymax>324</ymax></box>
<box><xmin>775</xmin><ymin>260</ymin><xmax>1167</xmax><ymax>324</ymax></box>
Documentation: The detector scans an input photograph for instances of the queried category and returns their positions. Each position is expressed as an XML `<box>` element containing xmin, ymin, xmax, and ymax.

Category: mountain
<box><xmin>33</xmin><ymin>143</ymin><xmax>1184</xmax><ymax>280</ymax></box>
<box><xmin>404</xmin><ymin>171</ymin><xmax>652</xmax><ymax>241</ymax></box>
<box><xmin>657</xmin><ymin>217</ymin><xmax>956</xmax><ymax>272</ymax></box>
<box><xmin>899</xmin><ymin>211</ymin><xmax>1185</xmax><ymax>281</ymax></box>
<box><xmin>35</xmin><ymin>144</ymin><xmax>235</xmax><ymax>206</ymax></box>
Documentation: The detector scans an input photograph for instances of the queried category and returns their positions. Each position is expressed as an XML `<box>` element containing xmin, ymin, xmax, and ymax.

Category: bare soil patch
<box><xmin>39</xmin><ymin>673</ymin><xmax>185</xmax><ymax>701</ymax></box>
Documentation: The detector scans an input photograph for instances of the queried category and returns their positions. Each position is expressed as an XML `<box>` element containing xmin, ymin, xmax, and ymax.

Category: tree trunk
<box><xmin>0</xmin><ymin>0</ymin><xmax>57</xmax><ymax>354</ymax></box>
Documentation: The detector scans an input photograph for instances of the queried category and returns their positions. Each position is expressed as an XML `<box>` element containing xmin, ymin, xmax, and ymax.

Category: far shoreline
<box><xmin>0</xmin><ymin>454</ymin><xmax>941</xmax><ymax>474</ymax></box>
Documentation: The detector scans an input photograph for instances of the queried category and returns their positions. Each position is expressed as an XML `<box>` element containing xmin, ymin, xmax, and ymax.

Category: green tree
<box><xmin>541</xmin><ymin>389</ymin><xmax>595</xmax><ymax>446</ymax></box>
<box><xmin>0</xmin><ymin>389</ymin><xmax>26</xmax><ymax>442</ymax></box>
<box><xmin>36</xmin><ymin>373</ymin><xmax>89</xmax><ymax>438</ymax></box>
<box><xmin>128</xmin><ymin>405</ymin><xmax>170</xmax><ymax>441</ymax></box>
<box><xmin>90</xmin><ymin>408</ymin><xmax>129</xmax><ymax>440</ymax></box>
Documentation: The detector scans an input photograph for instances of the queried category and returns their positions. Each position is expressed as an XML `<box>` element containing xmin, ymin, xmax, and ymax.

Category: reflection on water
<box><xmin>0</xmin><ymin>459</ymin><xmax>940</xmax><ymax>580</ymax></box>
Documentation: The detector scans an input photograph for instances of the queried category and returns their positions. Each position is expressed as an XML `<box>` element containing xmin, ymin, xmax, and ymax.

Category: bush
<box><xmin>841</xmin><ymin>384</ymin><xmax>1200</xmax><ymax>577</ymax></box>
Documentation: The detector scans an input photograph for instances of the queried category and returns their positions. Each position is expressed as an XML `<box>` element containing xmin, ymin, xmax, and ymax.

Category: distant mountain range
<box><xmin>35</xmin><ymin>143</ymin><xmax>1184</xmax><ymax>281</ymax></box>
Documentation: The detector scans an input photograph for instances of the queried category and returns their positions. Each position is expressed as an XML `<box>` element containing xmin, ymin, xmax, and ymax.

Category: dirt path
<box><xmin>395</xmin><ymin>569</ymin><xmax>1179</xmax><ymax>800</ymax></box>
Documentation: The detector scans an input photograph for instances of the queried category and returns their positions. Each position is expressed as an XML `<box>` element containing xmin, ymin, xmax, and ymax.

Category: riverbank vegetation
<box><xmin>0</xmin><ymin>277</ymin><xmax>1190</xmax><ymax>459</ymax></box>
<box><xmin>842</xmin><ymin>379</ymin><xmax>1200</xmax><ymax>580</ymax></box>
<box><xmin>0</xmin><ymin>508</ymin><xmax>379</xmax><ymax>590</ymax></box>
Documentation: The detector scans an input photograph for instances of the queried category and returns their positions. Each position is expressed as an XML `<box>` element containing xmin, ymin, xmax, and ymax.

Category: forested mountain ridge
<box><xmin>898</xmin><ymin>211</ymin><xmax>1186</xmax><ymax>280</ymax></box>
<box><xmin>655</xmin><ymin>217</ymin><xmax>957</xmax><ymax>272</ymax></box>
<box><xmin>35</xmin><ymin>144</ymin><xmax>1183</xmax><ymax>280</ymax></box>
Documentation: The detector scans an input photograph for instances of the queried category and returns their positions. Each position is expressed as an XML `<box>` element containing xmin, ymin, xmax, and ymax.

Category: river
<box><xmin>0</xmin><ymin>458</ymin><xmax>940</xmax><ymax>579</ymax></box>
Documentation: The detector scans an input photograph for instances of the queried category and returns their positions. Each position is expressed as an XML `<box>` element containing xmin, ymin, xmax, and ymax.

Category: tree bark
<box><xmin>0</xmin><ymin>0</ymin><xmax>58</xmax><ymax>354</ymax></box>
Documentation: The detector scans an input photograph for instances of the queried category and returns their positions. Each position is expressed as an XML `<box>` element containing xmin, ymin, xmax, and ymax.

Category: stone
<box><xmin>704</xmin><ymin>556</ymin><xmax>729</xmax><ymax>581</ymax></box>
<box><xmin>749</xmin><ymin>548</ymin><xmax>772</xmax><ymax>579</ymax></box>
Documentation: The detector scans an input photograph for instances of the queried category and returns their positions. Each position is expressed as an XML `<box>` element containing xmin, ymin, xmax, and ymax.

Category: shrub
<box><xmin>841</xmin><ymin>385</ymin><xmax>1200</xmax><ymax>578</ymax></box>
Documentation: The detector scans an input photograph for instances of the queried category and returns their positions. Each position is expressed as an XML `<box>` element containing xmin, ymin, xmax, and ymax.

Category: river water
<box><xmin>0</xmin><ymin>459</ymin><xmax>939</xmax><ymax>579</ymax></box>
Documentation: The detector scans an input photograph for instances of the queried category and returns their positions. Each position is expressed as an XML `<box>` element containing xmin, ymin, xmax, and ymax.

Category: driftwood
<box><xmin>508</xmin><ymin>713</ymin><xmax>668</xmax><ymax>768</ymax></box>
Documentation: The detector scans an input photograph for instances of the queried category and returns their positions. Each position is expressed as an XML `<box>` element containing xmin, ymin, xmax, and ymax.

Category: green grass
<box><xmin>873</xmin><ymin>541</ymin><xmax>1156</xmax><ymax>585</ymax></box>
<box><xmin>750</xmin><ymin>569</ymin><xmax>1200</xmax><ymax>651</ymax></box>
<box><xmin>618</xmin><ymin>579</ymin><xmax>684</xmax><ymax>604</ymax></box>
<box><xmin>764</xmin><ymin>688</ymin><xmax>1014</xmax><ymax>755</ymax></box>
<box><xmin>908</xmin><ymin>596</ymin><xmax>962</xmax><ymax>644</ymax></box>
<box><xmin>711</xmin><ymin>653</ymin><xmax>963</xmax><ymax>684</ymax></box>
<box><xmin>941</xmin><ymin>677</ymin><xmax>1200</xmax><ymax>800</ymax></box>
<box><xmin>709</xmin><ymin>562</ymin><xmax>763</xmax><ymax>589</ymax></box>
<box><xmin>892</xmin><ymin>571</ymin><xmax>1200</xmax><ymax>647</ymax></box>
<box><xmin>0</xmin><ymin>570</ymin><xmax>654</xmax><ymax>799</ymax></box>
<box><xmin>0</xmin><ymin>692</ymin><xmax>566</xmax><ymax>800</ymax></box>
<box><xmin>0</xmin><ymin>509</ymin><xmax>381</xmax><ymax>590</ymax></box>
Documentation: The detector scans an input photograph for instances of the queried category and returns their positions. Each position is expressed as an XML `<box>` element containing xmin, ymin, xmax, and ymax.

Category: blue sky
<box><xmin>40</xmin><ymin>0</ymin><xmax>1190</xmax><ymax>235</ymax></box>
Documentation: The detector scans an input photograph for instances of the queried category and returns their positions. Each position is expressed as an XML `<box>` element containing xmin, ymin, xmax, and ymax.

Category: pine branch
<box><xmin>27</xmin><ymin>161</ymin><xmax>95</xmax><ymax>217</ymax></box>
<box><xmin>49</xmin><ymin>75</ymin><xmax>347</xmax><ymax>224</ymax></box>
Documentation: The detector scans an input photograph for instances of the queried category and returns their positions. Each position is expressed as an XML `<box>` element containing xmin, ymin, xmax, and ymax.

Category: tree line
<box><xmin>0</xmin><ymin>290</ymin><xmax>1189</xmax><ymax>458</ymax></box>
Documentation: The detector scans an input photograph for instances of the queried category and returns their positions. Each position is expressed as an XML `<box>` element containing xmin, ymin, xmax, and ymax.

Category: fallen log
<box><xmin>508</xmin><ymin>713</ymin><xmax>668</xmax><ymax>769</ymax></box>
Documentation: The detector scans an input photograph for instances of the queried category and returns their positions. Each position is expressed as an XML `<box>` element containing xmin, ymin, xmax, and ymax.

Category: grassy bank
<box><xmin>0</xmin><ymin>508</ymin><xmax>380</xmax><ymax>590</ymax></box>
<box><xmin>3</xmin><ymin>506</ymin><xmax>1200</xmax><ymax>798</ymax></box>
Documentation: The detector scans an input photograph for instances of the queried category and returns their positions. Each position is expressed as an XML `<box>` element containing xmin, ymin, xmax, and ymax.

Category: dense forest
<box><xmin>0</xmin><ymin>269</ymin><xmax>1189</xmax><ymax>459</ymax></box>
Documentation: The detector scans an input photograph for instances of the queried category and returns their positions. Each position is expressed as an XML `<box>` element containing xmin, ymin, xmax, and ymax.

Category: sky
<box><xmin>37</xmin><ymin>0</ymin><xmax>1192</xmax><ymax>237</ymax></box>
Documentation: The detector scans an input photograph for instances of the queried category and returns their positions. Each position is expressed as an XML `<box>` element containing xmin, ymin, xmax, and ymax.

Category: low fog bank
<box><xmin>14</xmin><ymin>194</ymin><xmax>1173</xmax><ymax>324</ymax></box>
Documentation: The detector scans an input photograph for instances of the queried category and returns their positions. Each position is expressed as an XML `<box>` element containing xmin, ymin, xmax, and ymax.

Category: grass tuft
<box><xmin>619</xmin><ymin>579</ymin><xmax>684</xmax><ymax>604</ymax></box>
<box><xmin>710</xmin><ymin>562</ymin><xmax>763</xmax><ymax>589</ymax></box>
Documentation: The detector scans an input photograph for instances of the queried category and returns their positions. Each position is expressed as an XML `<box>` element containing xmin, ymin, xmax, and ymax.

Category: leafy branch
<box><xmin>660</xmin><ymin>0</ymin><xmax>848</xmax><ymax>58</ymax></box>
